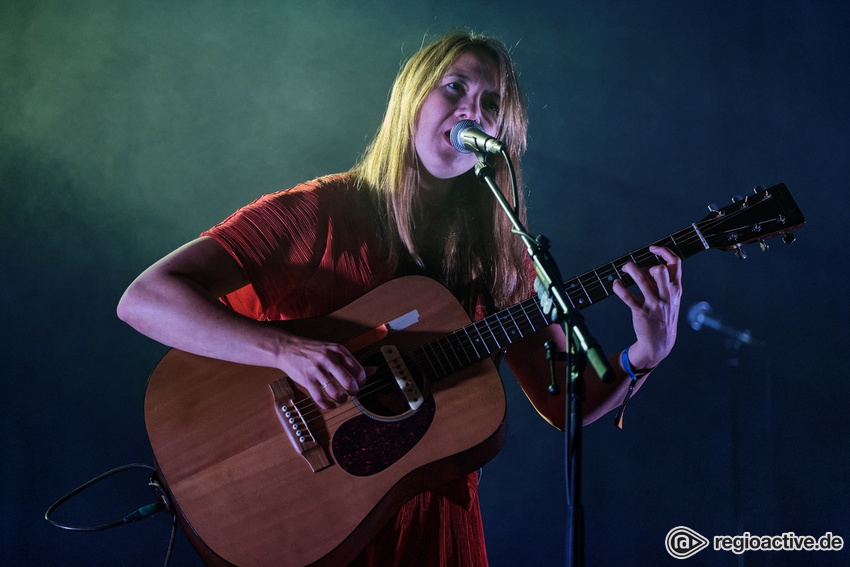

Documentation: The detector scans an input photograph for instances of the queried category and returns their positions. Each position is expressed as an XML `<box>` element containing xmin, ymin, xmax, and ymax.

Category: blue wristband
<box><xmin>621</xmin><ymin>345</ymin><xmax>638</xmax><ymax>382</ymax></box>
<box><xmin>615</xmin><ymin>346</ymin><xmax>642</xmax><ymax>429</ymax></box>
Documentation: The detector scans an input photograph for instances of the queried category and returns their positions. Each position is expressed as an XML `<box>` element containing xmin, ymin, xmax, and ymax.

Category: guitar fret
<box><xmin>612</xmin><ymin>261</ymin><xmax>624</xmax><ymax>280</ymax></box>
<box><xmin>564</xmin><ymin>281</ymin><xmax>581</xmax><ymax>310</ymax></box>
<box><xmin>516</xmin><ymin>301</ymin><xmax>536</xmax><ymax>334</ymax></box>
<box><xmin>458</xmin><ymin>328</ymin><xmax>481</xmax><ymax>360</ymax></box>
<box><xmin>447</xmin><ymin>332</ymin><xmax>465</xmax><ymax>365</ymax></box>
<box><xmin>592</xmin><ymin>269</ymin><xmax>610</xmax><ymax>297</ymax></box>
<box><xmin>468</xmin><ymin>320</ymin><xmax>493</xmax><ymax>356</ymax></box>
<box><xmin>458</xmin><ymin>331</ymin><xmax>477</xmax><ymax>362</ymax></box>
<box><xmin>689</xmin><ymin>223</ymin><xmax>709</xmax><ymax>250</ymax></box>
<box><xmin>502</xmin><ymin>311</ymin><xmax>518</xmax><ymax>339</ymax></box>
<box><xmin>576</xmin><ymin>274</ymin><xmax>592</xmax><ymax>306</ymax></box>
<box><xmin>506</xmin><ymin>305</ymin><xmax>529</xmax><ymax>337</ymax></box>
<box><xmin>596</xmin><ymin>264</ymin><xmax>617</xmax><ymax>296</ymax></box>
<box><xmin>521</xmin><ymin>300</ymin><xmax>536</xmax><ymax>328</ymax></box>
<box><xmin>483</xmin><ymin>318</ymin><xmax>503</xmax><ymax>353</ymax></box>
<box><xmin>667</xmin><ymin>233</ymin><xmax>684</xmax><ymax>257</ymax></box>
<box><xmin>493</xmin><ymin>312</ymin><xmax>511</xmax><ymax>345</ymax></box>
<box><xmin>434</xmin><ymin>337</ymin><xmax>453</xmax><ymax>371</ymax></box>
<box><xmin>486</xmin><ymin>314</ymin><xmax>507</xmax><ymax>350</ymax></box>
<box><xmin>445</xmin><ymin>335</ymin><xmax>467</xmax><ymax>368</ymax></box>
<box><xmin>423</xmin><ymin>342</ymin><xmax>448</xmax><ymax>377</ymax></box>
<box><xmin>482</xmin><ymin>316</ymin><xmax>503</xmax><ymax>351</ymax></box>
<box><xmin>436</xmin><ymin>337</ymin><xmax>461</xmax><ymax>373</ymax></box>
<box><xmin>484</xmin><ymin>315</ymin><xmax>504</xmax><ymax>351</ymax></box>
<box><xmin>508</xmin><ymin>307</ymin><xmax>529</xmax><ymax>340</ymax></box>
<box><xmin>503</xmin><ymin>311</ymin><xmax>516</xmax><ymax>335</ymax></box>
<box><xmin>526</xmin><ymin>297</ymin><xmax>549</xmax><ymax>329</ymax></box>
<box><xmin>440</xmin><ymin>339</ymin><xmax>459</xmax><ymax>372</ymax></box>
<box><xmin>470</xmin><ymin>321</ymin><xmax>489</xmax><ymax>356</ymax></box>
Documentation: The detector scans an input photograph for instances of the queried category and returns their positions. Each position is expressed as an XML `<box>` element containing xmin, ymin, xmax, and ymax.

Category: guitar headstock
<box><xmin>698</xmin><ymin>184</ymin><xmax>805</xmax><ymax>258</ymax></box>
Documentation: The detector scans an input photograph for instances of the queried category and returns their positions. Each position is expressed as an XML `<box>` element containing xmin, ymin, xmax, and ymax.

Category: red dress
<box><xmin>203</xmin><ymin>173</ymin><xmax>490</xmax><ymax>566</ymax></box>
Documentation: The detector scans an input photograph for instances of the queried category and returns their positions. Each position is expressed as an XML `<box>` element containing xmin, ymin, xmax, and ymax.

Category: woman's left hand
<box><xmin>612</xmin><ymin>245</ymin><xmax>683</xmax><ymax>371</ymax></box>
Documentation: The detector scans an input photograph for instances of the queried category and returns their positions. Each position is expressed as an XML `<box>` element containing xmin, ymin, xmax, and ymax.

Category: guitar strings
<box><xmin>288</xmin><ymin>197</ymin><xmax>775</xmax><ymax>435</ymax></box>
<box><xmin>296</xmin><ymin>295</ymin><xmax>551</xmax><ymax>431</ymax></box>
<box><xmin>295</xmin><ymin>214</ymin><xmax>700</xmax><ymax>428</ymax></box>
<box><xmin>293</xmin><ymin>297</ymin><xmax>545</xmax><ymax>428</ymax></box>
<box><xmin>560</xmin><ymin>197</ymin><xmax>775</xmax><ymax>307</ymax></box>
<box><xmin>294</xmin><ymin>297</ymin><xmax>549</xmax><ymax>432</ymax></box>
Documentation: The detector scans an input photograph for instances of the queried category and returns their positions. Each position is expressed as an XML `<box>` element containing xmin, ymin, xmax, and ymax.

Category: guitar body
<box><xmin>145</xmin><ymin>276</ymin><xmax>507</xmax><ymax>567</ymax></box>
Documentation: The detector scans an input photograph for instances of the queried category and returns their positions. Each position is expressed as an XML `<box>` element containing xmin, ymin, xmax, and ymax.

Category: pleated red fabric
<box><xmin>203</xmin><ymin>173</ymin><xmax>490</xmax><ymax>566</ymax></box>
<box><xmin>350</xmin><ymin>472</ymin><xmax>488</xmax><ymax>567</ymax></box>
<box><xmin>203</xmin><ymin>174</ymin><xmax>394</xmax><ymax>321</ymax></box>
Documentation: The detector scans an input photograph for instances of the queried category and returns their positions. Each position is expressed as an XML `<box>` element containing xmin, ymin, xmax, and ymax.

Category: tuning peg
<box><xmin>733</xmin><ymin>244</ymin><xmax>747</xmax><ymax>260</ymax></box>
<box><xmin>732</xmin><ymin>195</ymin><xmax>745</xmax><ymax>203</ymax></box>
<box><xmin>753</xmin><ymin>184</ymin><xmax>766</xmax><ymax>193</ymax></box>
<box><xmin>783</xmin><ymin>233</ymin><xmax>796</xmax><ymax>244</ymax></box>
<box><xmin>759</xmin><ymin>239</ymin><xmax>770</xmax><ymax>252</ymax></box>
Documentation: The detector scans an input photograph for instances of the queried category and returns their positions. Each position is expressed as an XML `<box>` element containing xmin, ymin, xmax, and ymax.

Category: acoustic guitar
<box><xmin>145</xmin><ymin>184</ymin><xmax>804</xmax><ymax>566</ymax></box>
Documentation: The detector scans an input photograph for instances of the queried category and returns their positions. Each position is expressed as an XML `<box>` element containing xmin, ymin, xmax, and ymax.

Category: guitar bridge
<box><xmin>269</xmin><ymin>378</ymin><xmax>331</xmax><ymax>472</ymax></box>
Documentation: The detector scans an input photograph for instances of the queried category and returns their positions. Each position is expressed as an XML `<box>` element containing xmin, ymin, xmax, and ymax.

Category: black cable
<box><xmin>164</xmin><ymin>511</ymin><xmax>178</xmax><ymax>567</ymax></box>
<box><xmin>491</xmin><ymin>149</ymin><xmax>534</xmax><ymax>244</ymax></box>
<box><xmin>45</xmin><ymin>463</ymin><xmax>166</xmax><ymax>531</ymax></box>
<box><xmin>45</xmin><ymin>463</ymin><xmax>178</xmax><ymax>567</ymax></box>
<box><xmin>501</xmin><ymin>148</ymin><xmax>521</xmax><ymax>218</ymax></box>
<box><xmin>149</xmin><ymin>472</ymin><xmax>179</xmax><ymax>567</ymax></box>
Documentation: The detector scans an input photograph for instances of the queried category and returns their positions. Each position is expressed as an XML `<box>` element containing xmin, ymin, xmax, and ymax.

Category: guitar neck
<box><xmin>411</xmin><ymin>225</ymin><xmax>705</xmax><ymax>379</ymax></box>
<box><xmin>410</xmin><ymin>182</ymin><xmax>804</xmax><ymax>380</ymax></box>
<box><xmin>561</xmin><ymin>224</ymin><xmax>709</xmax><ymax>310</ymax></box>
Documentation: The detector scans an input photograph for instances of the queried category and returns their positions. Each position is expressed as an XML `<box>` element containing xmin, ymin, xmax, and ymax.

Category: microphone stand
<box><xmin>473</xmin><ymin>155</ymin><xmax>614</xmax><ymax>567</ymax></box>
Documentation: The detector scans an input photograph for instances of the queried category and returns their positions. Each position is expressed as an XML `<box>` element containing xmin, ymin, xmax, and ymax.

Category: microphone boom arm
<box><xmin>472</xmin><ymin>157</ymin><xmax>614</xmax><ymax>383</ymax></box>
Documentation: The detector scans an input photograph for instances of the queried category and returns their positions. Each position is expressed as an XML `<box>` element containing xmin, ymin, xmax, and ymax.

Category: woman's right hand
<box><xmin>274</xmin><ymin>335</ymin><xmax>367</xmax><ymax>409</ymax></box>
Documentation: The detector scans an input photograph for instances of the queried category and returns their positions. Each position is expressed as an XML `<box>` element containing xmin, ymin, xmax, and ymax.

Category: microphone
<box><xmin>687</xmin><ymin>301</ymin><xmax>755</xmax><ymax>345</ymax></box>
<box><xmin>450</xmin><ymin>119</ymin><xmax>506</xmax><ymax>155</ymax></box>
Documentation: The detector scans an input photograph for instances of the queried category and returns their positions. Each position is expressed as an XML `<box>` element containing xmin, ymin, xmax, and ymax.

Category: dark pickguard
<box><xmin>332</xmin><ymin>397</ymin><xmax>436</xmax><ymax>477</ymax></box>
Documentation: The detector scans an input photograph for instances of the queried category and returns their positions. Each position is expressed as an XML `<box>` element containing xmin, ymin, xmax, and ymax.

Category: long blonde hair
<box><xmin>352</xmin><ymin>31</ymin><xmax>531</xmax><ymax>312</ymax></box>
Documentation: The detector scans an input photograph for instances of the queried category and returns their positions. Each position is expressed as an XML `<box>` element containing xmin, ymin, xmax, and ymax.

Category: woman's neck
<box><xmin>417</xmin><ymin>168</ymin><xmax>454</xmax><ymax>207</ymax></box>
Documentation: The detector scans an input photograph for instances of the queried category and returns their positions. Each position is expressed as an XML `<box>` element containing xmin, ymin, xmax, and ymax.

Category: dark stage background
<box><xmin>3</xmin><ymin>1</ymin><xmax>848</xmax><ymax>566</ymax></box>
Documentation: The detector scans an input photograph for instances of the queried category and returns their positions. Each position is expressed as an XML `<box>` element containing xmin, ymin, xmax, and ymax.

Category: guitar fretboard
<box><xmin>410</xmin><ymin>225</ymin><xmax>707</xmax><ymax>380</ymax></box>
<box><xmin>405</xmin><ymin>182</ymin><xmax>803</xmax><ymax>381</ymax></box>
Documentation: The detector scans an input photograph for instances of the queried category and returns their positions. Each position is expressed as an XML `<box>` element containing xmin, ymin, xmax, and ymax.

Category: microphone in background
<box><xmin>687</xmin><ymin>301</ymin><xmax>756</xmax><ymax>345</ymax></box>
<box><xmin>450</xmin><ymin>119</ymin><xmax>506</xmax><ymax>155</ymax></box>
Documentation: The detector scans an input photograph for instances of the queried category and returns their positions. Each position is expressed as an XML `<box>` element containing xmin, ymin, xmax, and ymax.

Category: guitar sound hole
<box><xmin>354</xmin><ymin>353</ymin><xmax>423</xmax><ymax>419</ymax></box>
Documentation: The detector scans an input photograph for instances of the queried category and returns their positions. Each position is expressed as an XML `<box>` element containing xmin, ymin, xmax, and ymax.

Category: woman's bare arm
<box><xmin>117</xmin><ymin>236</ymin><xmax>365</xmax><ymax>408</ymax></box>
